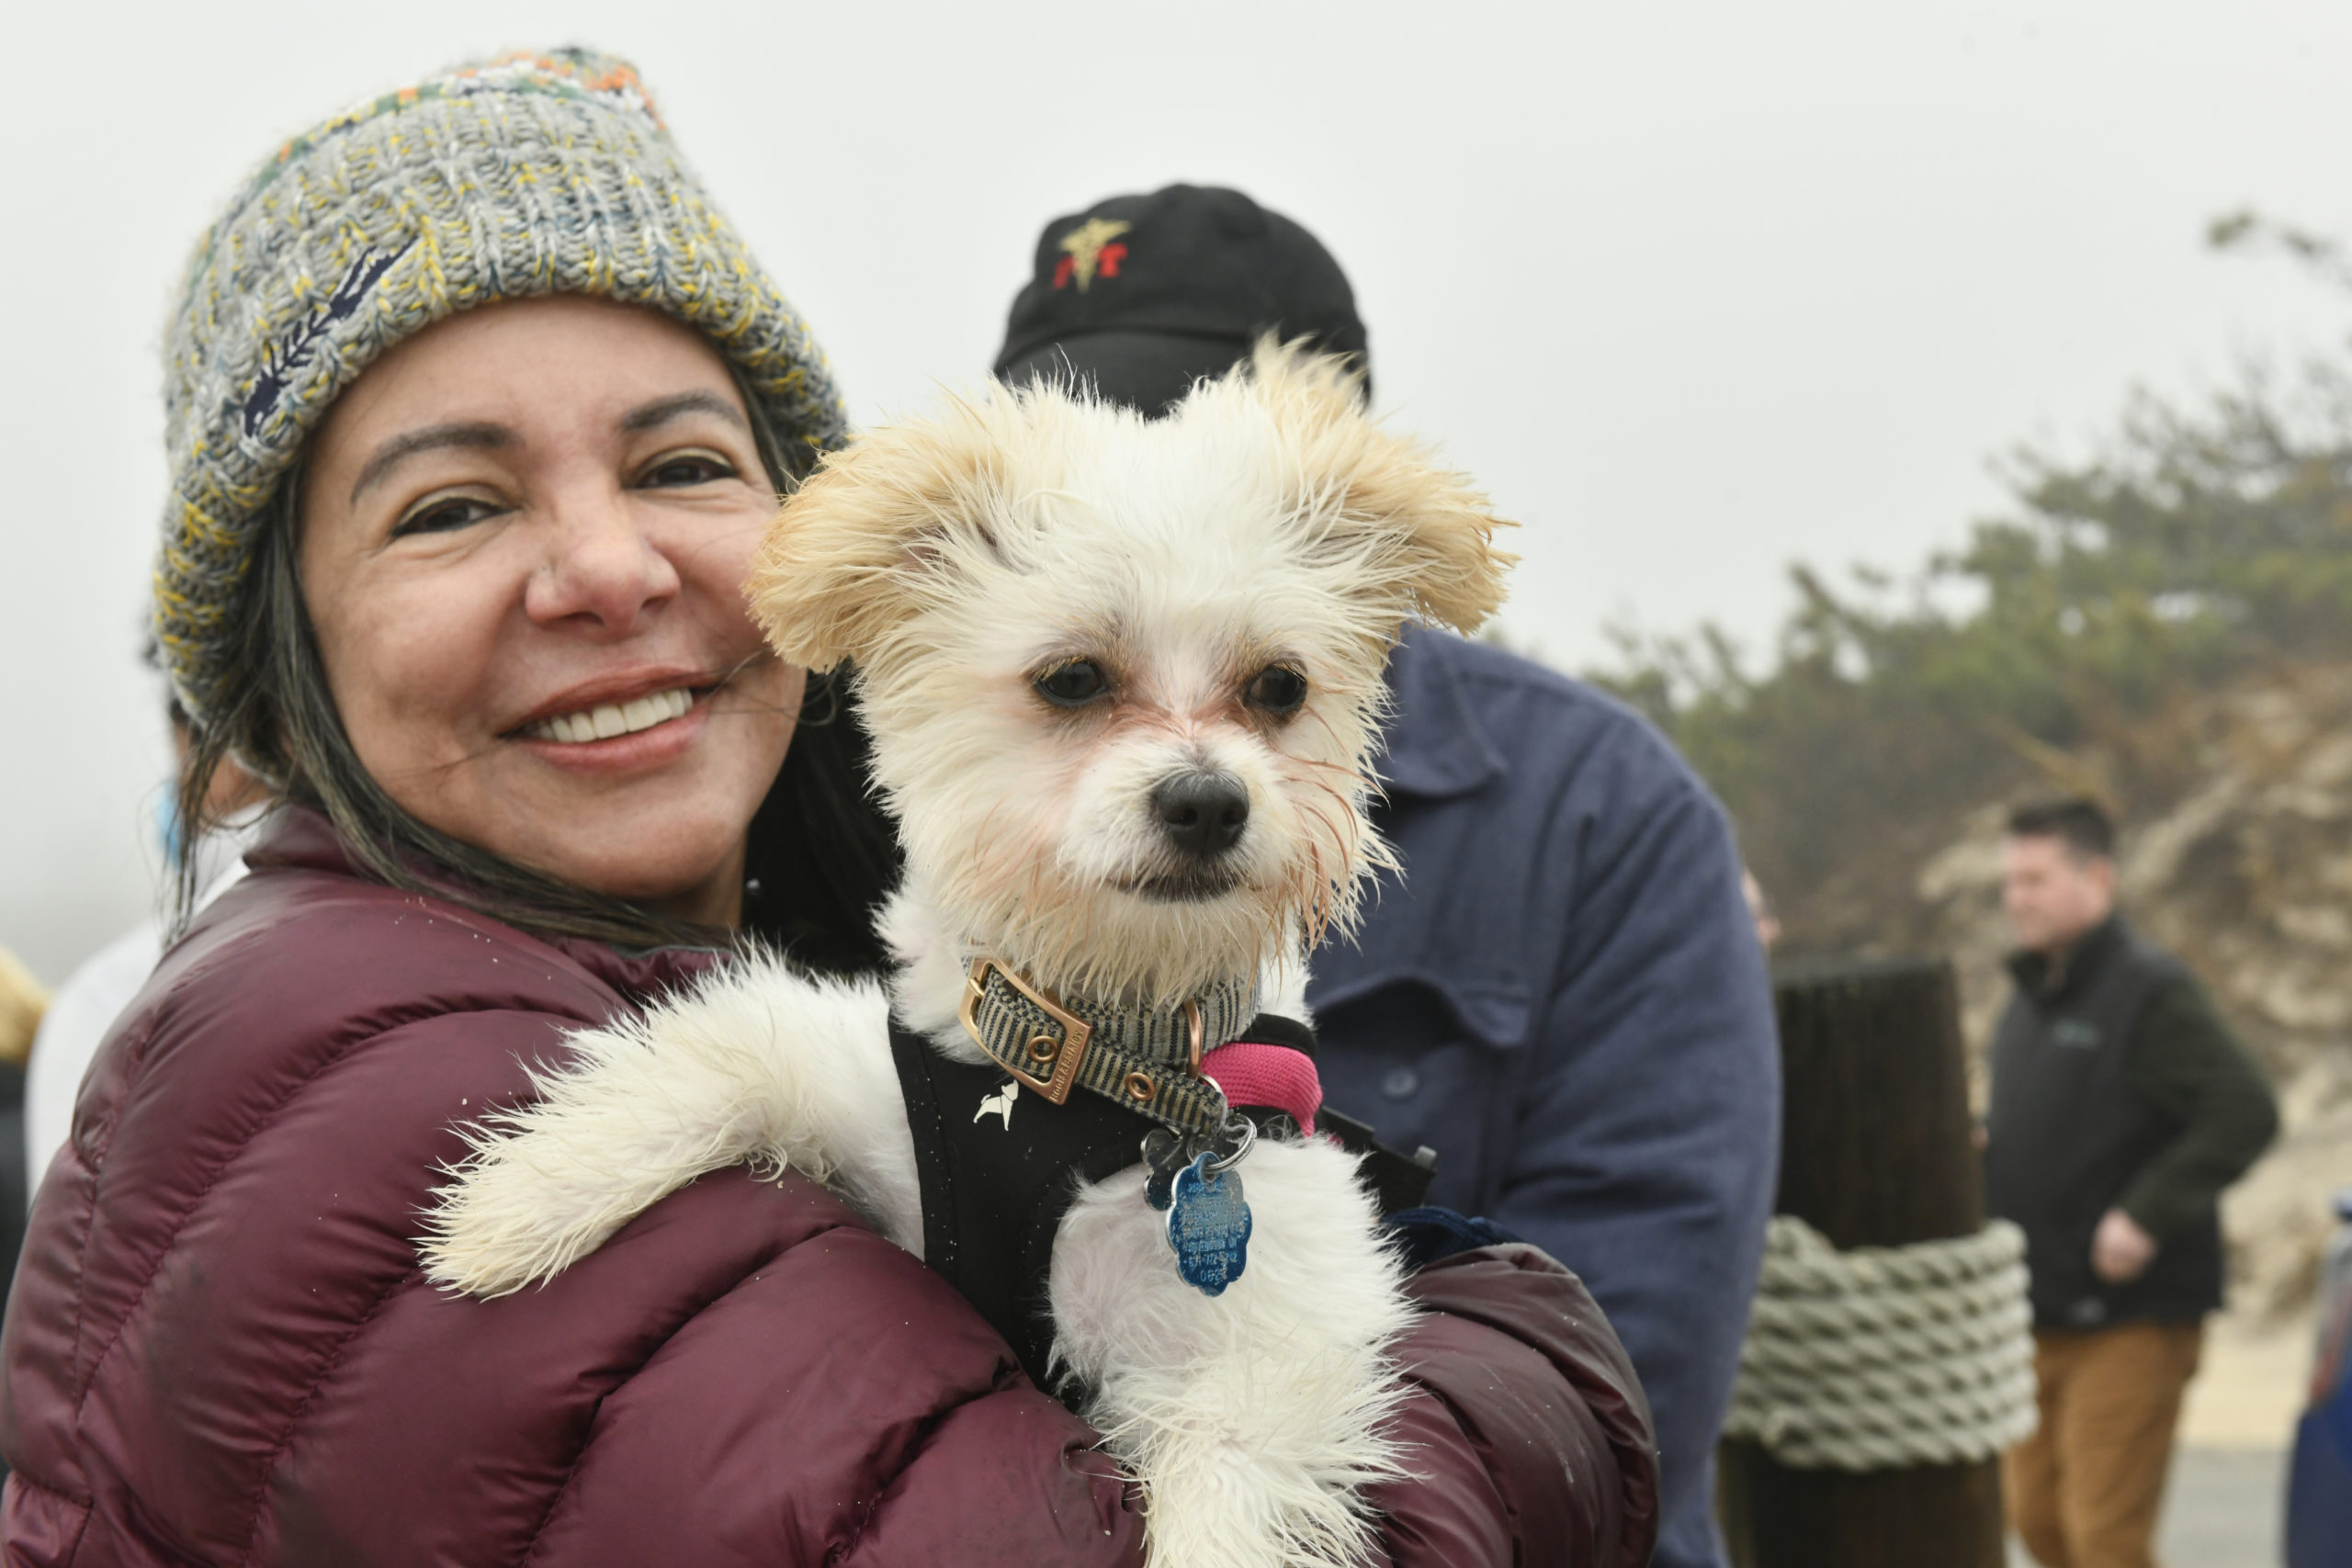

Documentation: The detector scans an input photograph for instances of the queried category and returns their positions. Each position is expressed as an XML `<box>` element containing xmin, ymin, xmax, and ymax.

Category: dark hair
<box><xmin>2005</xmin><ymin>796</ymin><xmax>2116</xmax><ymax>862</ymax></box>
<box><xmin>172</xmin><ymin>360</ymin><xmax>899</xmax><ymax>970</ymax></box>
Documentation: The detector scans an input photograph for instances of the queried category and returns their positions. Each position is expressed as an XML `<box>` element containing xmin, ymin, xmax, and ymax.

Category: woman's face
<box><xmin>300</xmin><ymin>296</ymin><xmax>801</xmax><ymax>926</ymax></box>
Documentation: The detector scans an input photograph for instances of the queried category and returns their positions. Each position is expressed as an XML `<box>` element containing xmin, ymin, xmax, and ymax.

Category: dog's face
<box><xmin>752</xmin><ymin>344</ymin><xmax>1512</xmax><ymax>1006</ymax></box>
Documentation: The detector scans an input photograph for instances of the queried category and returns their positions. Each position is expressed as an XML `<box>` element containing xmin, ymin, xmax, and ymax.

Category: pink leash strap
<box><xmin>1200</xmin><ymin>1041</ymin><xmax>1321</xmax><ymax>1135</ymax></box>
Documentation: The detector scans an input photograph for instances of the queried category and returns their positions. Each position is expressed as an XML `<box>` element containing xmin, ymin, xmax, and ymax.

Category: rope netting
<box><xmin>1722</xmin><ymin>1215</ymin><xmax>2039</xmax><ymax>1471</ymax></box>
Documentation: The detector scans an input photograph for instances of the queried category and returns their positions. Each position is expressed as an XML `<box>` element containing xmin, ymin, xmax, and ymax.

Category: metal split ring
<box><xmin>1205</xmin><ymin>1114</ymin><xmax>1256</xmax><ymax>1176</ymax></box>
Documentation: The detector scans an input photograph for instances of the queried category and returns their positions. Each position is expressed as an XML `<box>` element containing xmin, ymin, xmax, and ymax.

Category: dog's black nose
<box><xmin>1152</xmin><ymin>773</ymin><xmax>1250</xmax><ymax>860</ymax></box>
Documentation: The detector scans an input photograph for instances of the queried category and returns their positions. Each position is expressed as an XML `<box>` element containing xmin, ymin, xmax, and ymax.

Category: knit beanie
<box><xmin>154</xmin><ymin>48</ymin><xmax>848</xmax><ymax>726</ymax></box>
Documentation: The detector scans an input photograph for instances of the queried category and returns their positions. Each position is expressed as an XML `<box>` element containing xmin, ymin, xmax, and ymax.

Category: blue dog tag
<box><xmin>1165</xmin><ymin>1154</ymin><xmax>1251</xmax><ymax>1295</ymax></box>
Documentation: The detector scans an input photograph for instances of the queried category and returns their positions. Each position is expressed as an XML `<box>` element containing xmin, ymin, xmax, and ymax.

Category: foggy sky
<box><xmin>6</xmin><ymin>0</ymin><xmax>2351</xmax><ymax>982</ymax></box>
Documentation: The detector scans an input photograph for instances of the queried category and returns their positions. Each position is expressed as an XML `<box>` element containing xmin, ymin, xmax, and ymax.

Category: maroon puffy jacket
<box><xmin>2</xmin><ymin>810</ymin><xmax>1657</xmax><ymax>1566</ymax></box>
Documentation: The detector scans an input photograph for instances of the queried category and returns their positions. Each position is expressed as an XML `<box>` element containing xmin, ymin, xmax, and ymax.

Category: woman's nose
<box><xmin>523</xmin><ymin>490</ymin><xmax>683</xmax><ymax>634</ymax></box>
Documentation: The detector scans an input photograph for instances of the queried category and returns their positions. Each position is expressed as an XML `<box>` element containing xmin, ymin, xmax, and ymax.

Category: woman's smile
<box><xmin>514</xmin><ymin>683</ymin><xmax>707</xmax><ymax>771</ymax></box>
<box><xmin>516</xmin><ymin>684</ymin><xmax>695</xmax><ymax>746</ymax></box>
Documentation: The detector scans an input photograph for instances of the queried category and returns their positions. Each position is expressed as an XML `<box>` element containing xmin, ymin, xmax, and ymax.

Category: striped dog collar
<box><xmin>957</xmin><ymin>958</ymin><xmax>1260</xmax><ymax>1136</ymax></box>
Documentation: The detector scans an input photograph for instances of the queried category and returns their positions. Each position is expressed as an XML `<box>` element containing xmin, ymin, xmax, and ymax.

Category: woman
<box><xmin>0</xmin><ymin>51</ymin><xmax>1656</xmax><ymax>1566</ymax></box>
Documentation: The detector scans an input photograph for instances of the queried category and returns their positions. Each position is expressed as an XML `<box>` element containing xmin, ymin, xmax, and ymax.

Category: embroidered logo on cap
<box><xmin>1053</xmin><ymin>218</ymin><xmax>1131</xmax><ymax>291</ymax></box>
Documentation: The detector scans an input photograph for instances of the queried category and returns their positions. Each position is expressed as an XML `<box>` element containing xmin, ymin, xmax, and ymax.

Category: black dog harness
<box><xmin>888</xmin><ymin>1021</ymin><xmax>1159</xmax><ymax>1391</ymax></box>
<box><xmin>889</xmin><ymin>986</ymin><xmax>1437</xmax><ymax>1395</ymax></box>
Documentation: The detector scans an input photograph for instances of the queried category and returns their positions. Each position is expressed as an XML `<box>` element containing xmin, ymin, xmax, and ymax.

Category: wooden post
<box><xmin>1716</xmin><ymin>956</ymin><xmax>2007</xmax><ymax>1568</ymax></box>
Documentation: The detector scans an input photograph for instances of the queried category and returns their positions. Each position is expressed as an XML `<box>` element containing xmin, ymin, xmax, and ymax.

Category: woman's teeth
<box><xmin>525</xmin><ymin>686</ymin><xmax>694</xmax><ymax>743</ymax></box>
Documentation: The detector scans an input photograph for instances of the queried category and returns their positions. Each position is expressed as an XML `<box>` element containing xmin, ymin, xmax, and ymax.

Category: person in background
<box><xmin>1986</xmin><ymin>796</ymin><xmax>2278</xmax><ymax>1568</ymax></box>
<box><xmin>993</xmin><ymin>184</ymin><xmax>1781</xmax><ymax>1568</ymax></box>
<box><xmin>24</xmin><ymin>659</ymin><xmax>265</xmax><ymax>1199</ymax></box>
<box><xmin>0</xmin><ymin>945</ymin><xmax>37</xmax><ymax>1474</ymax></box>
<box><xmin>0</xmin><ymin>953</ymin><xmax>42</xmax><ymax>1077</ymax></box>
<box><xmin>1742</xmin><ymin>869</ymin><xmax>1782</xmax><ymax>953</ymax></box>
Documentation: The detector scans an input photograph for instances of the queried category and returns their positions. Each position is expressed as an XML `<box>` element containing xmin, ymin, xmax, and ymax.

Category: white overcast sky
<box><xmin>6</xmin><ymin>0</ymin><xmax>2351</xmax><ymax>980</ymax></box>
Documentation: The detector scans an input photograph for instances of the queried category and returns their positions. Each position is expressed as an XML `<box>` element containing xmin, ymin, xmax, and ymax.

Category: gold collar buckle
<box><xmin>960</xmin><ymin>957</ymin><xmax>1092</xmax><ymax>1104</ymax></box>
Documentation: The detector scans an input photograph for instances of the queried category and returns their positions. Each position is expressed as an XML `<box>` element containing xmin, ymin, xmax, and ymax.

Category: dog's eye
<box><xmin>1034</xmin><ymin>660</ymin><xmax>1111</xmax><ymax>707</ymax></box>
<box><xmin>1246</xmin><ymin>665</ymin><xmax>1309</xmax><ymax>716</ymax></box>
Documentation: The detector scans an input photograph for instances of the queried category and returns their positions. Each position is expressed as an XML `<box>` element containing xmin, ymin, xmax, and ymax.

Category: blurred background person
<box><xmin>0</xmin><ymin>952</ymin><xmax>42</xmax><ymax>1080</ymax></box>
<box><xmin>1986</xmin><ymin>796</ymin><xmax>2279</xmax><ymax>1568</ymax></box>
<box><xmin>22</xmin><ymin>654</ymin><xmax>266</xmax><ymax>1201</ymax></box>
<box><xmin>1742</xmin><ymin>868</ymin><xmax>1782</xmax><ymax>953</ymax></box>
<box><xmin>992</xmin><ymin>184</ymin><xmax>1781</xmax><ymax>1568</ymax></box>
<box><xmin>0</xmin><ymin>943</ymin><xmax>35</xmax><ymax>1467</ymax></box>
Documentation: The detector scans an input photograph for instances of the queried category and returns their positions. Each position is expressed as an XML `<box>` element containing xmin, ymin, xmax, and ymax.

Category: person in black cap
<box><xmin>995</xmin><ymin>185</ymin><xmax>1369</xmax><ymax>413</ymax></box>
<box><xmin>995</xmin><ymin>185</ymin><xmax>1782</xmax><ymax>1568</ymax></box>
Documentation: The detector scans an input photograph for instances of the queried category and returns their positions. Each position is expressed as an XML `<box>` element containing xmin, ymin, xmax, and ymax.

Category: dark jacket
<box><xmin>1309</xmin><ymin>626</ymin><xmax>1781</xmax><ymax>1568</ymax></box>
<box><xmin>1</xmin><ymin>807</ymin><xmax>1658</xmax><ymax>1567</ymax></box>
<box><xmin>1986</xmin><ymin>914</ymin><xmax>2278</xmax><ymax>1329</ymax></box>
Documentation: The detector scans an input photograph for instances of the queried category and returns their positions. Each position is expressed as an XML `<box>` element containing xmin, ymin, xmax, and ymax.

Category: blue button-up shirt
<box><xmin>1310</xmin><ymin>626</ymin><xmax>1780</xmax><ymax>1568</ymax></box>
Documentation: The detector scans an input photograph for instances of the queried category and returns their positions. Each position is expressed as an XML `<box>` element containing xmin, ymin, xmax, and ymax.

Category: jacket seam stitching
<box><xmin>66</xmin><ymin>919</ymin><xmax>282</xmax><ymax>1395</ymax></box>
<box><xmin>515</xmin><ymin>1223</ymin><xmax>852</xmax><ymax>1566</ymax></box>
<box><xmin>514</xmin><ymin>1443</ymin><xmax>594</xmax><ymax>1568</ymax></box>
<box><xmin>821</xmin><ymin>1391</ymin><xmax>974</xmax><ymax>1568</ymax></box>
<box><xmin>6</xmin><ymin>1468</ymin><xmax>94</xmax><ymax>1509</ymax></box>
<box><xmin>234</xmin><ymin>1265</ymin><xmax>422</xmax><ymax>1565</ymax></box>
<box><xmin>72</xmin><ymin>1019</ymin><xmax>418</xmax><ymax>1415</ymax></box>
<box><xmin>5</xmin><ymin>1469</ymin><xmax>96</xmax><ymax>1567</ymax></box>
<box><xmin>1394</xmin><ymin>1376</ymin><xmax>1527</xmax><ymax>1562</ymax></box>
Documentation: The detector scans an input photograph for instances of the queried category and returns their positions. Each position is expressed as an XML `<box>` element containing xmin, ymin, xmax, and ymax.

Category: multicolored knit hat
<box><xmin>155</xmin><ymin>48</ymin><xmax>848</xmax><ymax>725</ymax></box>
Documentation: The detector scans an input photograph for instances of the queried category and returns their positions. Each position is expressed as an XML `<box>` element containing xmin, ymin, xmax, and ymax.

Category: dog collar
<box><xmin>957</xmin><ymin>958</ymin><xmax>1259</xmax><ymax>1136</ymax></box>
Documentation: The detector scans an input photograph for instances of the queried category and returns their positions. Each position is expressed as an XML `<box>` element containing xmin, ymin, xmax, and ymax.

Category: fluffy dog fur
<box><xmin>423</xmin><ymin>344</ymin><xmax>1512</xmax><ymax>1567</ymax></box>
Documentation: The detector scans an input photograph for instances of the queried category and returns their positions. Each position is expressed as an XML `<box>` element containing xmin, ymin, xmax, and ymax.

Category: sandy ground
<box><xmin>2007</xmin><ymin>1449</ymin><xmax>2285</xmax><ymax>1567</ymax></box>
<box><xmin>2178</xmin><ymin>1317</ymin><xmax>2309</xmax><ymax>1450</ymax></box>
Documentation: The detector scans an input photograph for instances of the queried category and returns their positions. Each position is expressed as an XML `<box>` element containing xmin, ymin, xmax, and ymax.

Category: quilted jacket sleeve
<box><xmin>3</xmin><ymin>981</ymin><xmax>1145</xmax><ymax>1568</ymax></box>
<box><xmin>1370</xmin><ymin>1245</ymin><xmax>1660</xmax><ymax>1568</ymax></box>
<box><xmin>248</xmin><ymin>1172</ymin><xmax>1144</xmax><ymax>1568</ymax></box>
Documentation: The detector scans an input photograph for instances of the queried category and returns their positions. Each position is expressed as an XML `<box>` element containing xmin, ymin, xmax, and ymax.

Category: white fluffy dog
<box><xmin>422</xmin><ymin>343</ymin><xmax>1511</xmax><ymax>1568</ymax></box>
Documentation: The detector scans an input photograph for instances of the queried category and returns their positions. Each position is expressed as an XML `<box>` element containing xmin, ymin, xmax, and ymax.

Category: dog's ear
<box><xmin>748</xmin><ymin>404</ymin><xmax>1009</xmax><ymax>672</ymax></box>
<box><xmin>1247</xmin><ymin>338</ymin><xmax>1515</xmax><ymax>634</ymax></box>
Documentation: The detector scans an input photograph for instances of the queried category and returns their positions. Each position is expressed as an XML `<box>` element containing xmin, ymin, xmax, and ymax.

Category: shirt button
<box><xmin>1381</xmin><ymin>1066</ymin><xmax>1420</xmax><ymax>1100</ymax></box>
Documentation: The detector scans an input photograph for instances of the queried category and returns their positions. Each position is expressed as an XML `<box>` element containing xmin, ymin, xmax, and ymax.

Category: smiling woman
<box><xmin>0</xmin><ymin>50</ymin><xmax>1164</xmax><ymax>1566</ymax></box>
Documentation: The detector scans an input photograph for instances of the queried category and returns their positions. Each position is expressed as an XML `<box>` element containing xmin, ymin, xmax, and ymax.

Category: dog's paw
<box><xmin>417</xmin><ymin>1122</ymin><xmax>638</xmax><ymax>1297</ymax></box>
<box><xmin>418</xmin><ymin>959</ymin><xmax>910</xmax><ymax>1295</ymax></box>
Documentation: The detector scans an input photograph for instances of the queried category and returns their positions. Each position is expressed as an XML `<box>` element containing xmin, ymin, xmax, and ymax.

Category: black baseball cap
<box><xmin>993</xmin><ymin>185</ymin><xmax>1370</xmax><ymax>415</ymax></box>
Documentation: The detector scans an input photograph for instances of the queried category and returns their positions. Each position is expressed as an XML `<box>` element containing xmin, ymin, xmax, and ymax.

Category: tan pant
<box><xmin>2004</xmin><ymin>1320</ymin><xmax>2204</xmax><ymax>1568</ymax></box>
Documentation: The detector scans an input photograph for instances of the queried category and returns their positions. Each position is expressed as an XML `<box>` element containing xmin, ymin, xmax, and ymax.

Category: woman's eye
<box><xmin>391</xmin><ymin>495</ymin><xmax>502</xmax><ymax>537</ymax></box>
<box><xmin>1034</xmin><ymin>660</ymin><xmax>1111</xmax><ymax>707</ymax></box>
<box><xmin>1247</xmin><ymin>665</ymin><xmax>1309</xmax><ymax>715</ymax></box>
<box><xmin>639</xmin><ymin>453</ymin><xmax>735</xmax><ymax>489</ymax></box>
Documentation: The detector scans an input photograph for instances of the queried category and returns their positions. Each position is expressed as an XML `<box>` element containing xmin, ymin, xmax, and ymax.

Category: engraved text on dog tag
<box><xmin>1166</xmin><ymin>1153</ymin><xmax>1251</xmax><ymax>1295</ymax></box>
